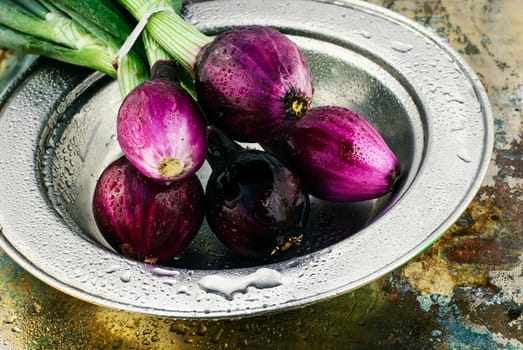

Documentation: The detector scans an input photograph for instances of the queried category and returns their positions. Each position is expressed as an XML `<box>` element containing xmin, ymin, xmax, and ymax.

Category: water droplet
<box><xmin>352</xmin><ymin>30</ymin><xmax>372</xmax><ymax>39</ymax></box>
<box><xmin>456</xmin><ymin>149</ymin><xmax>472</xmax><ymax>163</ymax></box>
<box><xmin>120</xmin><ymin>270</ymin><xmax>131</xmax><ymax>282</ymax></box>
<box><xmin>177</xmin><ymin>285</ymin><xmax>190</xmax><ymax>295</ymax></box>
<box><xmin>197</xmin><ymin>268</ymin><xmax>283</xmax><ymax>300</ymax></box>
<box><xmin>78</xmin><ymin>275</ymin><xmax>89</xmax><ymax>283</ymax></box>
<box><xmin>146</xmin><ymin>266</ymin><xmax>181</xmax><ymax>277</ymax></box>
<box><xmin>105</xmin><ymin>265</ymin><xmax>120</xmax><ymax>273</ymax></box>
<box><xmin>451</xmin><ymin>127</ymin><xmax>466</xmax><ymax>133</ymax></box>
<box><xmin>391</xmin><ymin>41</ymin><xmax>414</xmax><ymax>53</ymax></box>
<box><xmin>73</xmin><ymin>269</ymin><xmax>84</xmax><ymax>278</ymax></box>
<box><xmin>286</xmin><ymin>260</ymin><xmax>300</xmax><ymax>268</ymax></box>
<box><xmin>162</xmin><ymin>279</ymin><xmax>178</xmax><ymax>286</ymax></box>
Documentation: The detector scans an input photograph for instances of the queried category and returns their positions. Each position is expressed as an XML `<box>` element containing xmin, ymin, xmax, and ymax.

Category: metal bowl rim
<box><xmin>0</xmin><ymin>0</ymin><xmax>494</xmax><ymax>318</ymax></box>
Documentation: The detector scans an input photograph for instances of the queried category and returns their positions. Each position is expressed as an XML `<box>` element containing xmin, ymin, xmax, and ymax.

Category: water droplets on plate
<box><xmin>0</xmin><ymin>0</ymin><xmax>493</xmax><ymax>318</ymax></box>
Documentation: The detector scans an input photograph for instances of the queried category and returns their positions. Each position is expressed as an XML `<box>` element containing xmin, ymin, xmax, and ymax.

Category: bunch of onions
<box><xmin>117</xmin><ymin>1</ymin><xmax>314</xmax><ymax>142</ymax></box>
<box><xmin>92</xmin><ymin>60</ymin><xmax>209</xmax><ymax>263</ymax></box>
<box><xmin>0</xmin><ymin>0</ymin><xmax>402</xmax><ymax>262</ymax></box>
<box><xmin>116</xmin><ymin>0</ymin><xmax>401</xmax><ymax>201</ymax></box>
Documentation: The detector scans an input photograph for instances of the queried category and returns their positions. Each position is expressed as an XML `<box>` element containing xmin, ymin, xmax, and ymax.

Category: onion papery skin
<box><xmin>205</xmin><ymin>126</ymin><xmax>310</xmax><ymax>259</ymax></box>
<box><xmin>92</xmin><ymin>156</ymin><xmax>204</xmax><ymax>263</ymax></box>
<box><xmin>117</xmin><ymin>69</ymin><xmax>207</xmax><ymax>183</ymax></box>
<box><xmin>195</xmin><ymin>25</ymin><xmax>314</xmax><ymax>142</ymax></box>
<box><xmin>262</xmin><ymin>106</ymin><xmax>401</xmax><ymax>202</ymax></box>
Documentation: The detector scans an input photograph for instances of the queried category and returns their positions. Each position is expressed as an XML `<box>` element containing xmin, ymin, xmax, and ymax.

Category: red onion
<box><xmin>262</xmin><ymin>106</ymin><xmax>401</xmax><ymax>202</ymax></box>
<box><xmin>92</xmin><ymin>156</ymin><xmax>204</xmax><ymax>263</ymax></box>
<box><xmin>118</xmin><ymin>11</ymin><xmax>315</xmax><ymax>142</ymax></box>
<box><xmin>117</xmin><ymin>60</ymin><xmax>207</xmax><ymax>183</ymax></box>
<box><xmin>195</xmin><ymin>26</ymin><xmax>314</xmax><ymax>142</ymax></box>
<box><xmin>205</xmin><ymin>126</ymin><xmax>310</xmax><ymax>259</ymax></box>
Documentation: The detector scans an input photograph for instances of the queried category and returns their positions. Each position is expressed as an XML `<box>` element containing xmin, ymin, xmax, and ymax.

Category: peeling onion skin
<box><xmin>262</xmin><ymin>106</ymin><xmax>401</xmax><ymax>202</ymax></box>
<box><xmin>117</xmin><ymin>60</ymin><xmax>207</xmax><ymax>183</ymax></box>
<box><xmin>195</xmin><ymin>26</ymin><xmax>314</xmax><ymax>143</ymax></box>
<box><xmin>92</xmin><ymin>156</ymin><xmax>205</xmax><ymax>263</ymax></box>
<box><xmin>205</xmin><ymin>126</ymin><xmax>310</xmax><ymax>259</ymax></box>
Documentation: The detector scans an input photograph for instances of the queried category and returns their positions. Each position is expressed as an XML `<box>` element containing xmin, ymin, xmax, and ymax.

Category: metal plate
<box><xmin>0</xmin><ymin>0</ymin><xmax>493</xmax><ymax>318</ymax></box>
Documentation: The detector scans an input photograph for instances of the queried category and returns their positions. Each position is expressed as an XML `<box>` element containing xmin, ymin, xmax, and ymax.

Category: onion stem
<box><xmin>0</xmin><ymin>23</ymin><xmax>116</xmax><ymax>77</ymax></box>
<box><xmin>0</xmin><ymin>0</ymin><xmax>149</xmax><ymax>96</ymax></box>
<box><xmin>44</xmin><ymin>0</ymin><xmax>136</xmax><ymax>50</ymax></box>
<box><xmin>136</xmin><ymin>1</ymin><xmax>197</xmax><ymax>98</ymax></box>
<box><xmin>14</xmin><ymin>0</ymin><xmax>49</xmax><ymax>17</ymax></box>
<box><xmin>1</xmin><ymin>0</ymin><xmax>201</xmax><ymax>96</ymax></box>
<box><xmin>142</xmin><ymin>30</ymin><xmax>171</xmax><ymax>68</ymax></box>
<box><xmin>117</xmin><ymin>0</ymin><xmax>211</xmax><ymax>75</ymax></box>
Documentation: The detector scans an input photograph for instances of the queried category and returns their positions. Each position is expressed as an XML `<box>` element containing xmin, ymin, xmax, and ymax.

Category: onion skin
<box><xmin>117</xmin><ymin>60</ymin><xmax>207</xmax><ymax>183</ymax></box>
<box><xmin>205</xmin><ymin>126</ymin><xmax>310</xmax><ymax>259</ymax></box>
<box><xmin>195</xmin><ymin>26</ymin><xmax>314</xmax><ymax>142</ymax></box>
<box><xmin>262</xmin><ymin>106</ymin><xmax>401</xmax><ymax>202</ymax></box>
<box><xmin>92</xmin><ymin>156</ymin><xmax>204</xmax><ymax>263</ymax></box>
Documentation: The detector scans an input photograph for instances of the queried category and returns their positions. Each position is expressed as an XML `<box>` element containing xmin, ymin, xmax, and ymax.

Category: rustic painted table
<box><xmin>0</xmin><ymin>0</ymin><xmax>521</xmax><ymax>348</ymax></box>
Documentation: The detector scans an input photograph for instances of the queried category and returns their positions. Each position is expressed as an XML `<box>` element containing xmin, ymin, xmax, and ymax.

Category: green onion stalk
<box><xmin>0</xmin><ymin>0</ymin><xmax>148</xmax><ymax>96</ymax></box>
<box><xmin>117</xmin><ymin>0</ymin><xmax>211</xmax><ymax>77</ymax></box>
<box><xmin>108</xmin><ymin>0</ymin><xmax>197</xmax><ymax>98</ymax></box>
<box><xmin>43</xmin><ymin>0</ymin><xmax>137</xmax><ymax>49</ymax></box>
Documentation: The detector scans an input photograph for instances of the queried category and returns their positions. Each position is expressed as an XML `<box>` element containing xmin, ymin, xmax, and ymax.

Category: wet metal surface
<box><xmin>0</xmin><ymin>0</ymin><xmax>521</xmax><ymax>348</ymax></box>
<box><xmin>0</xmin><ymin>0</ymin><xmax>492</xmax><ymax>318</ymax></box>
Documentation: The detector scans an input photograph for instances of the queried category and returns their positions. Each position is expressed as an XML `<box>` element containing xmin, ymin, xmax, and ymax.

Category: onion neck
<box><xmin>206</xmin><ymin>126</ymin><xmax>242</xmax><ymax>169</ymax></box>
<box><xmin>116</xmin><ymin>50</ymin><xmax>149</xmax><ymax>97</ymax></box>
<box><xmin>150</xmin><ymin>59</ymin><xmax>178</xmax><ymax>81</ymax></box>
<box><xmin>117</xmin><ymin>0</ymin><xmax>212</xmax><ymax>76</ymax></box>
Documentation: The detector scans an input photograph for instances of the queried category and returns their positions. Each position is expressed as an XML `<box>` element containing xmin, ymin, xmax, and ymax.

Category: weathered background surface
<box><xmin>0</xmin><ymin>0</ymin><xmax>521</xmax><ymax>349</ymax></box>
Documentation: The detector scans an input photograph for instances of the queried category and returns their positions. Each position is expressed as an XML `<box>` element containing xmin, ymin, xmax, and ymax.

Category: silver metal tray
<box><xmin>0</xmin><ymin>0</ymin><xmax>493</xmax><ymax>318</ymax></box>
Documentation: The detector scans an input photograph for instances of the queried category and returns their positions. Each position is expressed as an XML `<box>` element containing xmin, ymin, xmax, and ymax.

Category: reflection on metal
<box><xmin>0</xmin><ymin>0</ymin><xmax>492</xmax><ymax>320</ymax></box>
<box><xmin>0</xmin><ymin>0</ymin><xmax>521</xmax><ymax>348</ymax></box>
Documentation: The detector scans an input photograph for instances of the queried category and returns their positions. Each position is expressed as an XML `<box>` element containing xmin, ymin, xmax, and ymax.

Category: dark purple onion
<box><xmin>195</xmin><ymin>26</ymin><xmax>314</xmax><ymax>142</ymax></box>
<box><xmin>92</xmin><ymin>156</ymin><xmax>204</xmax><ymax>263</ymax></box>
<box><xmin>117</xmin><ymin>60</ymin><xmax>207</xmax><ymax>183</ymax></box>
<box><xmin>205</xmin><ymin>126</ymin><xmax>309</xmax><ymax>259</ymax></box>
<box><xmin>262</xmin><ymin>106</ymin><xmax>401</xmax><ymax>202</ymax></box>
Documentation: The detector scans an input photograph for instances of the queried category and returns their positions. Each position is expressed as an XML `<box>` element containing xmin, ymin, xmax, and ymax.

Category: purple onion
<box><xmin>117</xmin><ymin>60</ymin><xmax>207</xmax><ymax>183</ymax></box>
<box><xmin>195</xmin><ymin>26</ymin><xmax>314</xmax><ymax>142</ymax></box>
<box><xmin>262</xmin><ymin>106</ymin><xmax>401</xmax><ymax>202</ymax></box>
<box><xmin>204</xmin><ymin>126</ymin><xmax>309</xmax><ymax>259</ymax></box>
<box><xmin>92</xmin><ymin>156</ymin><xmax>204</xmax><ymax>263</ymax></box>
